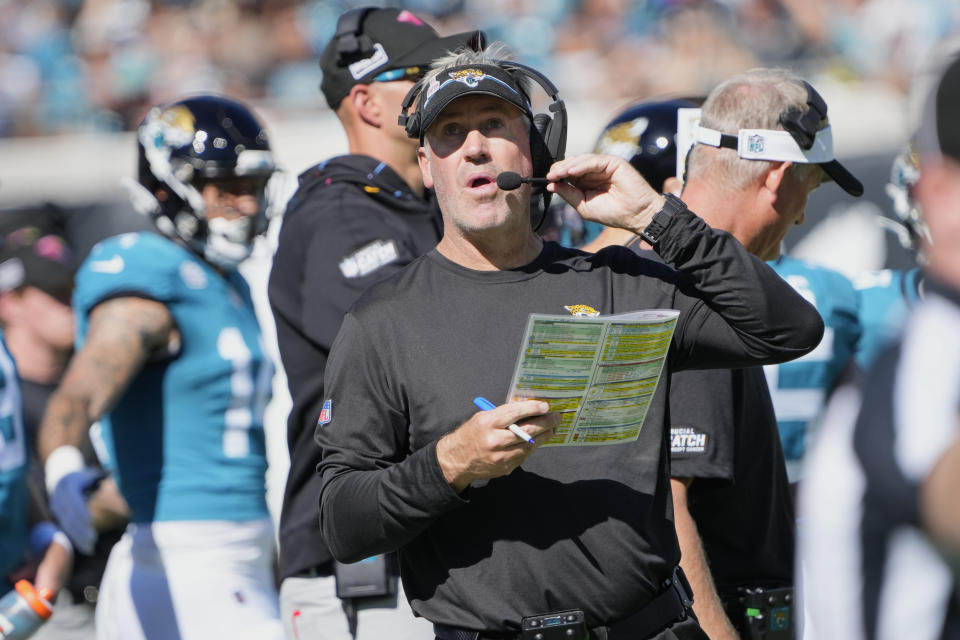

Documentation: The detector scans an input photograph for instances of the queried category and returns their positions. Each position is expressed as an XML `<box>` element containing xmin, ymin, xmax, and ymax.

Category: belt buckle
<box><xmin>520</xmin><ymin>609</ymin><xmax>588</xmax><ymax>639</ymax></box>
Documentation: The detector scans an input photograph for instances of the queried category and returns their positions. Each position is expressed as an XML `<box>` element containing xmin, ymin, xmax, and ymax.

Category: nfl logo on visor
<box><xmin>748</xmin><ymin>134</ymin><xmax>764</xmax><ymax>154</ymax></box>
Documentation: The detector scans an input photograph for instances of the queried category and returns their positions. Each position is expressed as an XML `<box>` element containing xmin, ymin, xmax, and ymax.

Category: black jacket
<box><xmin>268</xmin><ymin>154</ymin><xmax>441</xmax><ymax>580</ymax></box>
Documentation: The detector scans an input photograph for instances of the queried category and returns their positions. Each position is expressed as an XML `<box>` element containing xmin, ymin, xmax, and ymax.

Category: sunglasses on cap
<box><xmin>373</xmin><ymin>66</ymin><xmax>424</xmax><ymax>83</ymax></box>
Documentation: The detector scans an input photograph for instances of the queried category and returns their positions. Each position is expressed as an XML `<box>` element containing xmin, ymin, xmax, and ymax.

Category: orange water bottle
<box><xmin>0</xmin><ymin>580</ymin><xmax>53</xmax><ymax>639</ymax></box>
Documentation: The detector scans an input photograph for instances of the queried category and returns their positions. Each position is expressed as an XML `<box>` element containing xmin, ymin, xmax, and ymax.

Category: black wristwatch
<box><xmin>639</xmin><ymin>193</ymin><xmax>686</xmax><ymax>247</ymax></box>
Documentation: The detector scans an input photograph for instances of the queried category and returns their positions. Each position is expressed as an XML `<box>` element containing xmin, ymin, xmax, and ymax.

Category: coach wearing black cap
<box><xmin>268</xmin><ymin>7</ymin><xmax>482</xmax><ymax>640</ymax></box>
<box><xmin>315</xmin><ymin>43</ymin><xmax>825</xmax><ymax>640</ymax></box>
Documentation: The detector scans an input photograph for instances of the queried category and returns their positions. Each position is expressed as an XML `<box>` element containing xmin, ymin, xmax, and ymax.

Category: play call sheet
<box><xmin>507</xmin><ymin>309</ymin><xmax>680</xmax><ymax>446</ymax></box>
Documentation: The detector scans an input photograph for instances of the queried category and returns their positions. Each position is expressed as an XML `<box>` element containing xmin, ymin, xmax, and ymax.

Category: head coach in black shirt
<box><xmin>316</xmin><ymin>43</ymin><xmax>825</xmax><ymax>640</ymax></box>
<box><xmin>268</xmin><ymin>7</ymin><xmax>482</xmax><ymax>639</ymax></box>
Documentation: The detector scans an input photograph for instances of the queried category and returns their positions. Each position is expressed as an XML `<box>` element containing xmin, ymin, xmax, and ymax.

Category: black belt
<box><xmin>291</xmin><ymin>561</ymin><xmax>335</xmax><ymax>579</ymax></box>
<box><xmin>434</xmin><ymin>629</ymin><xmax>514</xmax><ymax>640</ymax></box>
<box><xmin>434</xmin><ymin>566</ymin><xmax>694</xmax><ymax>640</ymax></box>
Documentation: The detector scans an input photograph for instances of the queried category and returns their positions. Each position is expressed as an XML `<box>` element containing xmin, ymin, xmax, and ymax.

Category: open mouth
<box><xmin>468</xmin><ymin>176</ymin><xmax>493</xmax><ymax>189</ymax></box>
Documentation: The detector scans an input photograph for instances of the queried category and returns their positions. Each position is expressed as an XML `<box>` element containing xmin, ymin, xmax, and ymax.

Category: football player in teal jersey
<box><xmin>765</xmin><ymin>256</ymin><xmax>861</xmax><ymax>484</ymax></box>
<box><xmin>37</xmin><ymin>95</ymin><xmax>283</xmax><ymax>640</ymax></box>
<box><xmin>853</xmin><ymin>267</ymin><xmax>923</xmax><ymax>370</ymax></box>
<box><xmin>852</xmin><ymin>147</ymin><xmax>926</xmax><ymax>372</ymax></box>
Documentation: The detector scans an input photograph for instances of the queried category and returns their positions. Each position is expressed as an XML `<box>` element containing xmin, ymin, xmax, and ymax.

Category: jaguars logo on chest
<box><xmin>564</xmin><ymin>304</ymin><xmax>600</xmax><ymax>318</ymax></box>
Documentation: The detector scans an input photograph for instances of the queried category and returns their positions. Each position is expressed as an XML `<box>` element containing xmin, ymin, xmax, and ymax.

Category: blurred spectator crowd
<box><xmin>1</xmin><ymin>0</ymin><xmax>958</xmax><ymax>138</ymax></box>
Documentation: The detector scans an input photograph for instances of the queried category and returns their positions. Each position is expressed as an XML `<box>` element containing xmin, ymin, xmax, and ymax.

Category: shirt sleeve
<box><xmin>668</xmin><ymin>368</ymin><xmax>735</xmax><ymax>482</ymax></box>
<box><xmin>653</xmin><ymin>206</ymin><xmax>825</xmax><ymax>371</ymax></box>
<box><xmin>315</xmin><ymin>312</ymin><xmax>466</xmax><ymax>562</ymax></box>
<box><xmin>74</xmin><ymin>234</ymin><xmax>177</xmax><ymax>321</ymax></box>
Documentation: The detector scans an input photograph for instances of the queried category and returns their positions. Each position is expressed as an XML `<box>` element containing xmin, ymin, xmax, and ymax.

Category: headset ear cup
<box><xmin>399</xmin><ymin>81</ymin><xmax>425</xmax><ymax>139</ymax></box>
<box><xmin>529</xmin><ymin>114</ymin><xmax>555</xmax><ymax>225</ymax></box>
<box><xmin>779</xmin><ymin>108</ymin><xmax>813</xmax><ymax>149</ymax></box>
<box><xmin>533</xmin><ymin>112</ymin><xmax>551</xmax><ymax>136</ymax></box>
<box><xmin>531</xmin><ymin>113</ymin><xmax>554</xmax><ymax>178</ymax></box>
<box><xmin>405</xmin><ymin>112</ymin><xmax>421</xmax><ymax>139</ymax></box>
<box><xmin>333</xmin><ymin>8</ymin><xmax>375</xmax><ymax>65</ymax></box>
<box><xmin>779</xmin><ymin>82</ymin><xmax>827</xmax><ymax>150</ymax></box>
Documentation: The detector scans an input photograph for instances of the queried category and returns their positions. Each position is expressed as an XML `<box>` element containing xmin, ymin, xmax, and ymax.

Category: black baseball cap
<box><xmin>0</xmin><ymin>226</ymin><xmax>76</xmax><ymax>300</ymax></box>
<box><xmin>413</xmin><ymin>64</ymin><xmax>533</xmax><ymax>139</ymax></box>
<box><xmin>319</xmin><ymin>7</ymin><xmax>484</xmax><ymax>109</ymax></box>
<box><xmin>914</xmin><ymin>53</ymin><xmax>960</xmax><ymax>164</ymax></box>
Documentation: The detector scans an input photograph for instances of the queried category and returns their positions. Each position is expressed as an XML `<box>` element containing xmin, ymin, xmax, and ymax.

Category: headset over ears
<box><xmin>332</xmin><ymin>7</ymin><xmax>377</xmax><ymax>66</ymax></box>
<box><xmin>398</xmin><ymin>60</ymin><xmax>567</xmax><ymax>219</ymax></box>
<box><xmin>398</xmin><ymin>60</ymin><xmax>568</xmax><ymax>176</ymax></box>
<box><xmin>510</xmin><ymin>61</ymin><xmax>568</xmax><ymax>181</ymax></box>
<box><xmin>779</xmin><ymin>81</ymin><xmax>828</xmax><ymax>150</ymax></box>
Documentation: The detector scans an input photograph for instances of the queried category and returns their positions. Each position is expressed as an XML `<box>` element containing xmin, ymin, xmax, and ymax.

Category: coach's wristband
<box><xmin>44</xmin><ymin>445</ymin><xmax>85</xmax><ymax>495</ymax></box>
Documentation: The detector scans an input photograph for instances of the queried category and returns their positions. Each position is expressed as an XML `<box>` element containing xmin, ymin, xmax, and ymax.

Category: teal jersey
<box><xmin>74</xmin><ymin>233</ymin><xmax>271</xmax><ymax>523</ymax></box>
<box><xmin>853</xmin><ymin>267</ymin><xmax>923</xmax><ymax>372</ymax></box>
<box><xmin>765</xmin><ymin>257</ymin><xmax>861</xmax><ymax>477</ymax></box>
<box><xmin>0</xmin><ymin>330</ymin><xmax>27</xmax><ymax>581</ymax></box>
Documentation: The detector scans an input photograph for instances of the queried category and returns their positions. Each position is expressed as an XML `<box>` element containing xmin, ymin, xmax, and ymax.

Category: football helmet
<box><xmin>133</xmin><ymin>94</ymin><xmax>276</xmax><ymax>268</ymax></box>
<box><xmin>594</xmin><ymin>98</ymin><xmax>700</xmax><ymax>192</ymax></box>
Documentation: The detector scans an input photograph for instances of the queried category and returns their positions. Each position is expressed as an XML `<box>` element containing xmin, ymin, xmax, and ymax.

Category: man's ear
<box><xmin>662</xmin><ymin>176</ymin><xmax>684</xmax><ymax>197</ymax></box>
<box><xmin>764</xmin><ymin>160</ymin><xmax>791</xmax><ymax>197</ymax></box>
<box><xmin>418</xmin><ymin>145</ymin><xmax>434</xmax><ymax>190</ymax></box>
<box><xmin>348</xmin><ymin>84</ymin><xmax>379</xmax><ymax>127</ymax></box>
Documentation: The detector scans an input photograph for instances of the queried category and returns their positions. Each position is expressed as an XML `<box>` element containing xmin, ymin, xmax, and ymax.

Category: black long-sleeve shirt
<box><xmin>316</xmin><ymin>205</ymin><xmax>823</xmax><ymax>632</ymax></box>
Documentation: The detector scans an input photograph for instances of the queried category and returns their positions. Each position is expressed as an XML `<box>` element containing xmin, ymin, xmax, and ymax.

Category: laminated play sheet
<box><xmin>506</xmin><ymin>309</ymin><xmax>680</xmax><ymax>446</ymax></box>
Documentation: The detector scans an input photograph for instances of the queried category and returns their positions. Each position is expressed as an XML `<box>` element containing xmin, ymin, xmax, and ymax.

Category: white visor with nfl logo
<box><xmin>695</xmin><ymin>124</ymin><xmax>836</xmax><ymax>164</ymax></box>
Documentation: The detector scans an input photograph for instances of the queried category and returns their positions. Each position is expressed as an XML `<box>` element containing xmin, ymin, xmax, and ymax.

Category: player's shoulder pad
<box><xmin>772</xmin><ymin>256</ymin><xmax>857</xmax><ymax>292</ymax></box>
<box><xmin>76</xmin><ymin>232</ymin><xmax>193</xmax><ymax>309</ymax></box>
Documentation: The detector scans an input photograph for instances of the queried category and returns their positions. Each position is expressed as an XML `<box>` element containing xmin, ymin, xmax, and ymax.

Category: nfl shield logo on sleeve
<box><xmin>317</xmin><ymin>400</ymin><xmax>332</xmax><ymax>427</ymax></box>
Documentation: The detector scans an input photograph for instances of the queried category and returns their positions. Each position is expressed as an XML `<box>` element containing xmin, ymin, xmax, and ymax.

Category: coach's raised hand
<box><xmin>546</xmin><ymin>153</ymin><xmax>667</xmax><ymax>235</ymax></box>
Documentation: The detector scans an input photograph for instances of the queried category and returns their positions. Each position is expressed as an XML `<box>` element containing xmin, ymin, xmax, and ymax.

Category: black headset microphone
<box><xmin>495</xmin><ymin>172</ymin><xmax>552</xmax><ymax>191</ymax></box>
